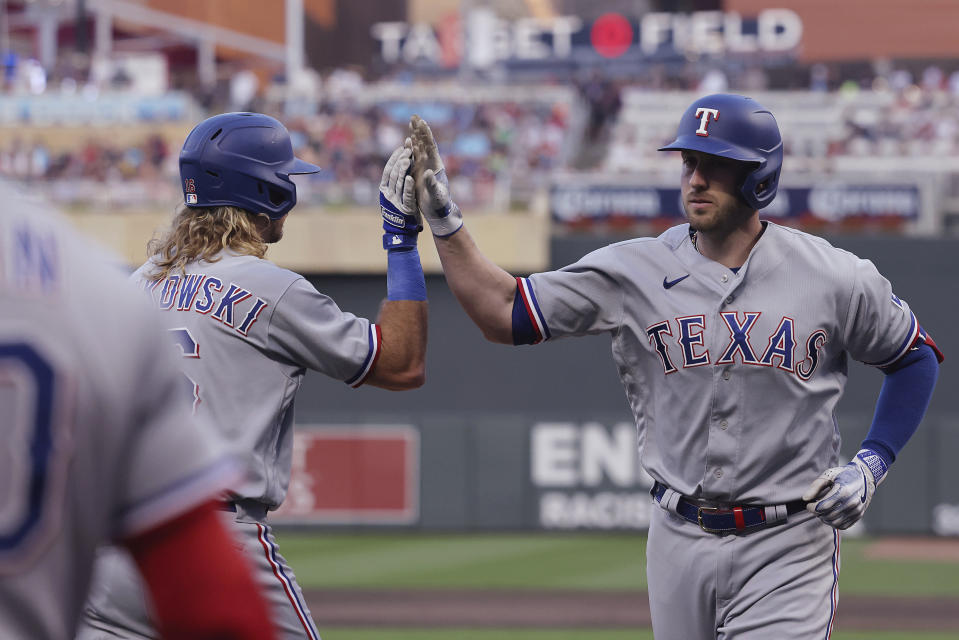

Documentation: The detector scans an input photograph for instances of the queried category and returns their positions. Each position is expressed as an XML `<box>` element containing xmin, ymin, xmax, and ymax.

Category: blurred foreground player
<box><xmin>80</xmin><ymin>113</ymin><xmax>427</xmax><ymax>639</ymax></box>
<box><xmin>0</xmin><ymin>181</ymin><xmax>275</xmax><ymax>639</ymax></box>
<box><xmin>409</xmin><ymin>94</ymin><xmax>942</xmax><ymax>640</ymax></box>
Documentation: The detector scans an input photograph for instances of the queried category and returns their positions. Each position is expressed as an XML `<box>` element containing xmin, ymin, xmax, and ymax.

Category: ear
<box><xmin>252</xmin><ymin>212</ymin><xmax>271</xmax><ymax>236</ymax></box>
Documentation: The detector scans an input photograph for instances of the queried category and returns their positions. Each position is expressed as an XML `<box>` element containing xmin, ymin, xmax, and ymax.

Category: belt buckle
<box><xmin>697</xmin><ymin>506</ymin><xmax>725</xmax><ymax>534</ymax></box>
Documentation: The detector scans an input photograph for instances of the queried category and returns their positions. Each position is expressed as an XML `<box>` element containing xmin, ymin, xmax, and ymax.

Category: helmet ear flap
<box><xmin>755</xmin><ymin>171</ymin><xmax>777</xmax><ymax>197</ymax></box>
<box><xmin>740</xmin><ymin>164</ymin><xmax>780</xmax><ymax>209</ymax></box>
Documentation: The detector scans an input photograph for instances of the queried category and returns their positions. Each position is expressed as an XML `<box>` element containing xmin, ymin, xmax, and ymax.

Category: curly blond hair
<box><xmin>146</xmin><ymin>206</ymin><xmax>267</xmax><ymax>282</ymax></box>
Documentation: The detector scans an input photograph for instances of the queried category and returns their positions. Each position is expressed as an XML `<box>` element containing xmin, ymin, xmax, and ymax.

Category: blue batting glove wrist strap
<box><xmin>380</xmin><ymin>192</ymin><xmax>422</xmax><ymax>235</ymax></box>
<box><xmin>387</xmin><ymin>247</ymin><xmax>427</xmax><ymax>301</ymax></box>
<box><xmin>855</xmin><ymin>448</ymin><xmax>889</xmax><ymax>483</ymax></box>
<box><xmin>383</xmin><ymin>232</ymin><xmax>418</xmax><ymax>251</ymax></box>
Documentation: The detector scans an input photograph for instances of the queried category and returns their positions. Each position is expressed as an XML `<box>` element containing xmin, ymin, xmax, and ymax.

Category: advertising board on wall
<box><xmin>531</xmin><ymin>421</ymin><xmax>653</xmax><ymax>530</ymax></box>
<box><xmin>550</xmin><ymin>183</ymin><xmax>923</xmax><ymax>231</ymax></box>
<box><xmin>276</xmin><ymin>410</ymin><xmax>955</xmax><ymax>535</ymax></box>
<box><xmin>271</xmin><ymin>425</ymin><xmax>419</xmax><ymax>525</ymax></box>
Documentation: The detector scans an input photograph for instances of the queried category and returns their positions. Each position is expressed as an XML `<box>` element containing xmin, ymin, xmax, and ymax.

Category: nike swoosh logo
<box><xmin>859</xmin><ymin>468</ymin><xmax>868</xmax><ymax>503</ymax></box>
<box><xmin>663</xmin><ymin>274</ymin><xmax>690</xmax><ymax>289</ymax></box>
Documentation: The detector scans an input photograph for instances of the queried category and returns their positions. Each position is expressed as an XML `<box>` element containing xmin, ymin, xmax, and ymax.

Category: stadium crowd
<box><xmin>0</xmin><ymin>88</ymin><xmax>572</xmax><ymax>211</ymax></box>
<box><xmin>5</xmin><ymin>57</ymin><xmax>959</xmax><ymax>211</ymax></box>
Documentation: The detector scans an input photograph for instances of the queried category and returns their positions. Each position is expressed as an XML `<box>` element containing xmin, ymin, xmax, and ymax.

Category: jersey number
<box><xmin>0</xmin><ymin>342</ymin><xmax>68</xmax><ymax>568</ymax></box>
<box><xmin>169</xmin><ymin>328</ymin><xmax>201</xmax><ymax>413</ymax></box>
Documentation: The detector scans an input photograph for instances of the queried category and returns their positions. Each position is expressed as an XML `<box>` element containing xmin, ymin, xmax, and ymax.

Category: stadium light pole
<box><xmin>94</xmin><ymin>1</ymin><xmax>111</xmax><ymax>58</ymax></box>
<box><xmin>285</xmin><ymin>0</ymin><xmax>304</xmax><ymax>96</ymax></box>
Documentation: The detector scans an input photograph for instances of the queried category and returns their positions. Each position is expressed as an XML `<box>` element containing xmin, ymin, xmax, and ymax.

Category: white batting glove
<box><xmin>409</xmin><ymin>114</ymin><xmax>463</xmax><ymax>237</ymax></box>
<box><xmin>803</xmin><ymin>449</ymin><xmax>889</xmax><ymax>530</ymax></box>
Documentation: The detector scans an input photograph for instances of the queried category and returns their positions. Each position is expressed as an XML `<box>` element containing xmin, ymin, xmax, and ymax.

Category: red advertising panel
<box><xmin>272</xmin><ymin>425</ymin><xmax>419</xmax><ymax>525</ymax></box>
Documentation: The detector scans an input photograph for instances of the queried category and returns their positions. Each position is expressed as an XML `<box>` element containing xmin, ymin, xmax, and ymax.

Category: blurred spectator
<box><xmin>921</xmin><ymin>64</ymin><xmax>945</xmax><ymax>92</ymax></box>
<box><xmin>579</xmin><ymin>72</ymin><xmax>622</xmax><ymax>142</ymax></box>
<box><xmin>888</xmin><ymin>68</ymin><xmax>913</xmax><ymax>93</ymax></box>
<box><xmin>810</xmin><ymin>63</ymin><xmax>830</xmax><ymax>92</ymax></box>
<box><xmin>25</xmin><ymin>59</ymin><xmax>47</xmax><ymax>94</ymax></box>
<box><xmin>698</xmin><ymin>68</ymin><xmax>729</xmax><ymax>94</ymax></box>
<box><xmin>230</xmin><ymin>70</ymin><xmax>259</xmax><ymax>111</ymax></box>
<box><xmin>2</xmin><ymin>50</ymin><xmax>17</xmax><ymax>89</ymax></box>
<box><xmin>325</xmin><ymin>67</ymin><xmax>365</xmax><ymax>102</ymax></box>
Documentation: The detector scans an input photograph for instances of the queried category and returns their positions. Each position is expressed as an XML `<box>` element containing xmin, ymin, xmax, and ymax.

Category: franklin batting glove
<box><xmin>803</xmin><ymin>448</ymin><xmax>889</xmax><ymax>530</ymax></box>
<box><xmin>379</xmin><ymin>142</ymin><xmax>422</xmax><ymax>251</ymax></box>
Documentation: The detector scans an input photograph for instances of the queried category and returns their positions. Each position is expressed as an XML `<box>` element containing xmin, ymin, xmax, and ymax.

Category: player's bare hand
<box><xmin>802</xmin><ymin>448</ymin><xmax>888</xmax><ymax>530</ymax></box>
<box><xmin>379</xmin><ymin>141</ymin><xmax>421</xmax><ymax>251</ymax></box>
<box><xmin>409</xmin><ymin>115</ymin><xmax>463</xmax><ymax>237</ymax></box>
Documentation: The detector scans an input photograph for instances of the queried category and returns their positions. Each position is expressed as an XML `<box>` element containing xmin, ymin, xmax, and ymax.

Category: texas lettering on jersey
<box><xmin>645</xmin><ymin>311</ymin><xmax>827</xmax><ymax>381</ymax></box>
<box><xmin>146</xmin><ymin>274</ymin><xmax>268</xmax><ymax>336</ymax></box>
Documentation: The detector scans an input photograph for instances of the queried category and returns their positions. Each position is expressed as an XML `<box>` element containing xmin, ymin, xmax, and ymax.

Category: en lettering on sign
<box><xmin>272</xmin><ymin>425</ymin><xmax>419</xmax><ymax>525</ymax></box>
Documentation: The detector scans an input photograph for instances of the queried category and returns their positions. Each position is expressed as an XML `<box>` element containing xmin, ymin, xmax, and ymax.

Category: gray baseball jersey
<box><xmin>80</xmin><ymin>249</ymin><xmax>378</xmax><ymax>640</ymax></box>
<box><xmin>516</xmin><ymin>220</ymin><xmax>922</xmax><ymax>639</ymax></box>
<box><xmin>519</xmin><ymin>221</ymin><xmax>918</xmax><ymax>504</ymax></box>
<box><xmin>131</xmin><ymin>251</ymin><xmax>380</xmax><ymax>508</ymax></box>
<box><xmin>0</xmin><ymin>186</ymin><xmax>236</xmax><ymax>640</ymax></box>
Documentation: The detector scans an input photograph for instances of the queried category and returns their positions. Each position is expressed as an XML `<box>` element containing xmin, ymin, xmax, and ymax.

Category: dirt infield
<box><xmin>864</xmin><ymin>536</ymin><xmax>959</xmax><ymax>562</ymax></box>
<box><xmin>305</xmin><ymin>588</ymin><xmax>959</xmax><ymax>632</ymax></box>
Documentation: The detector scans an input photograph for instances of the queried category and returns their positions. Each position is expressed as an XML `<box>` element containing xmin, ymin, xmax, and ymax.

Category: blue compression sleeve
<box><xmin>386</xmin><ymin>248</ymin><xmax>427</xmax><ymax>301</ymax></box>
<box><xmin>860</xmin><ymin>344</ymin><xmax>939</xmax><ymax>466</ymax></box>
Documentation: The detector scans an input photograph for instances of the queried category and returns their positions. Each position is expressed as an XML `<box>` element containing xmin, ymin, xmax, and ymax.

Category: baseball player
<box><xmin>408</xmin><ymin>94</ymin><xmax>942</xmax><ymax>640</ymax></box>
<box><xmin>0</xmin><ymin>181</ymin><xmax>276</xmax><ymax>639</ymax></box>
<box><xmin>78</xmin><ymin>113</ymin><xmax>427</xmax><ymax>640</ymax></box>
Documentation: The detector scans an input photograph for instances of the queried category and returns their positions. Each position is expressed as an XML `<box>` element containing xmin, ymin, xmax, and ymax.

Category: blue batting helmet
<box><xmin>658</xmin><ymin>94</ymin><xmax>783</xmax><ymax>210</ymax></box>
<box><xmin>179</xmin><ymin>112</ymin><xmax>321</xmax><ymax>219</ymax></box>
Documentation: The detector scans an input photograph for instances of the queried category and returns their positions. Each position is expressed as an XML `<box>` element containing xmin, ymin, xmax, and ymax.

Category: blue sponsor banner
<box><xmin>0</xmin><ymin>93</ymin><xmax>193</xmax><ymax>124</ymax></box>
<box><xmin>551</xmin><ymin>184</ymin><xmax>921</xmax><ymax>227</ymax></box>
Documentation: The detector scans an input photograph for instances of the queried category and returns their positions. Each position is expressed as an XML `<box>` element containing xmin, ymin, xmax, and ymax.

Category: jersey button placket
<box><xmin>706</xmin><ymin>285</ymin><xmax>739</xmax><ymax>496</ymax></box>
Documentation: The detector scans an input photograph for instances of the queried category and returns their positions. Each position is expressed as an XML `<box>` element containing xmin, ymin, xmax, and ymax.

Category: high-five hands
<box><xmin>409</xmin><ymin>115</ymin><xmax>463</xmax><ymax>237</ymax></box>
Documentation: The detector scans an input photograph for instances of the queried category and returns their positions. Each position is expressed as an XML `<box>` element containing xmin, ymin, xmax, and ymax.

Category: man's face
<box><xmin>680</xmin><ymin>150</ymin><xmax>754</xmax><ymax>234</ymax></box>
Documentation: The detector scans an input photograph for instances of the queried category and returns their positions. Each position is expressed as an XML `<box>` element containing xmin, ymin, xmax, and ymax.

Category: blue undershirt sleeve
<box><xmin>860</xmin><ymin>343</ymin><xmax>940</xmax><ymax>466</ymax></box>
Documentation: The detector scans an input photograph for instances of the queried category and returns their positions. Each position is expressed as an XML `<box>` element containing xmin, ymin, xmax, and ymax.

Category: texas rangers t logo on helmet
<box><xmin>694</xmin><ymin>107</ymin><xmax>720</xmax><ymax>136</ymax></box>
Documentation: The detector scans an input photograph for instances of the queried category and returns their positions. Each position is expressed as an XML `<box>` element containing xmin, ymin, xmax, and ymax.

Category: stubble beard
<box><xmin>684</xmin><ymin>199</ymin><xmax>753</xmax><ymax>236</ymax></box>
<box><xmin>257</xmin><ymin>216</ymin><xmax>285</xmax><ymax>244</ymax></box>
<box><xmin>267</xmin><ymin>224</ymin><xmax>283</xmax><ymax>243</ymax></box>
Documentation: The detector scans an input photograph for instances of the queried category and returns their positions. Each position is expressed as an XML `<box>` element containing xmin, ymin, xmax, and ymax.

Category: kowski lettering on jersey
<box><xmin>147</xmin><ymin>274</ymin><xmax>269</xmax><ymax>336</ymax></box>
<box><xmin>645</xmin><ymin>312</ymin><xmax>827</xmax><ymax>380</ymax></box>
